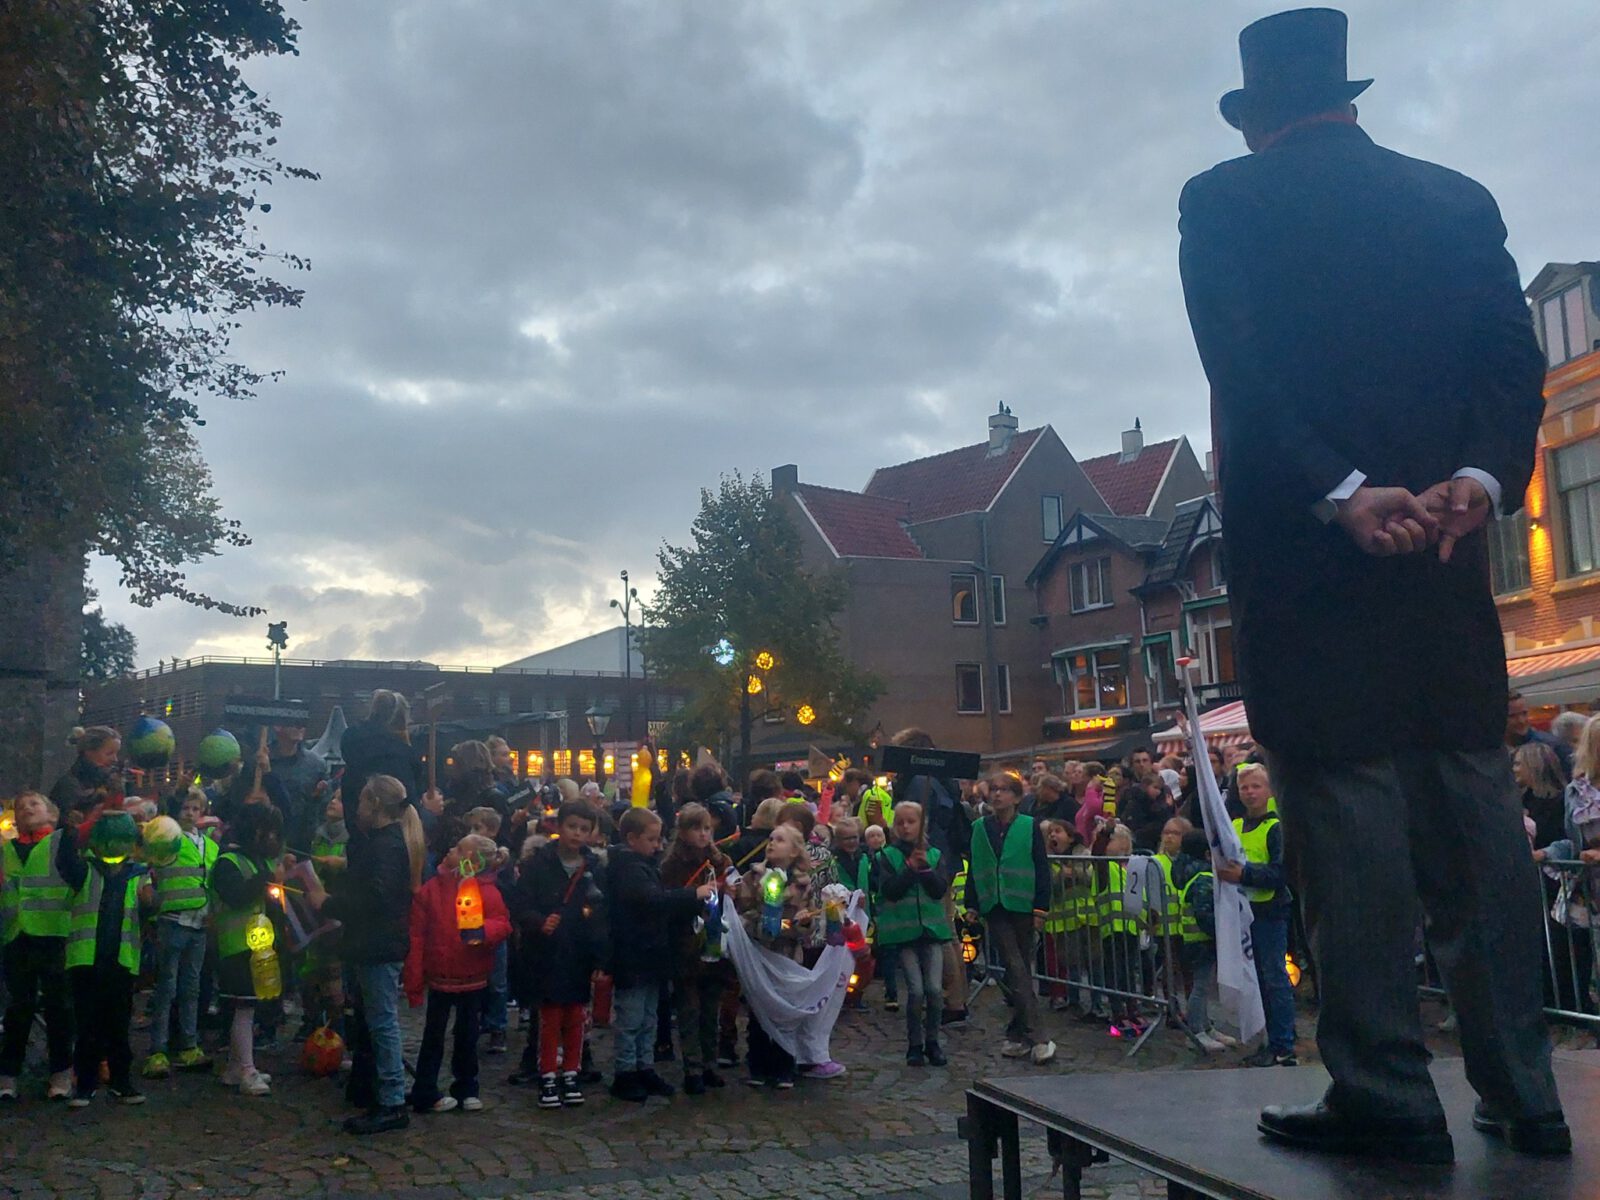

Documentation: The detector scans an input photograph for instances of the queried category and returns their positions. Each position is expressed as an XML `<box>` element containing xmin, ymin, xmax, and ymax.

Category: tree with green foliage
<box><xmin>0</xmin><ymin>0</ymin><xmax>313</xmax><ymax>614</ymax></box>
<box><xmin>80</xmin><ymin>586</ymin><xmax>138</xmax><ymax>682</ymax></box>
<box><xmin>643</xmin><ymin>473</ymin><xmax>880</xmax><ymax>775</ymax></box>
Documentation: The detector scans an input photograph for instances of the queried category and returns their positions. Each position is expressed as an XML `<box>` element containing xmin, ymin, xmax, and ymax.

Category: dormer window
<box><xmin>1542</xmin><ymin>284</ymin><xmax>1590</xmax><ymax>368</ymax></box>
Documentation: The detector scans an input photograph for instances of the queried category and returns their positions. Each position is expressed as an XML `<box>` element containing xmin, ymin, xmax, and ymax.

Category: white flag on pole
<box><xmin>1181</xmin><ymin>667</ymin><xmax>1266</xmax><ymax>1046</ymax></box>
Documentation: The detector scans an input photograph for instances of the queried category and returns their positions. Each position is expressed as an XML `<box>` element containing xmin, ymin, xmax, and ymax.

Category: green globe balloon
<box><xmin>142</xmin><ymin>815</ymin><xmax>183</xmax><ymax>867</ymax></box>
<box><xmin>89</xmin><ymin>811</ymin><xmax>139</xmax><ymax>861</ymax></box>
<box><xmin>196</xmin><ymin>729</ymin><xmax>241</xmax><ymax>777</ymax></box>
<box><xmin>126</xmin><ymin>716</ymin><xmax>175</xmax><ymax>769</ymax></box>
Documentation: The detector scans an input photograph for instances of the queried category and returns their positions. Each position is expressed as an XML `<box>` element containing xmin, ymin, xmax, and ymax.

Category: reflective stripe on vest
<box><xmin>969</xmin><ymin>815</ymin><xmax>1036</xmax><ymax>915</ymax></box>
<box><xmin>872</xmin><ymin>846</ymin><xmax>954</xmax><ymax>947</ymax></box>
<box><xmin>1233</xmin><ymin>817</ymin><xmax>1280</xmax><ymax>904</ymax></box>
<box><xmin>153</xmin><ymin>834</ymin><xmax>218</xmax><ymax>913</ymax></box>
<box><xmin>1150</xmin><ymin>853</ymin><xmax>1181</xmax><ymax>937</ymax></box>
<box><xmin>1</xmin><ymin>832</ymin><xmax>71</xmax><ymax>942</ymax></box>
<box><xmin>1095</xmin><ymin>861</ymin><xmax>1138</xmax><ymax>935</ymax></box>
<box><xmin>1178</xmin><ymin>870</ymin><xmax>1214</xmax><ymax>944</ymax></box>
<box><xmin>211</xmin><ymin>852</ymin><xmax>264</xmax><ymax>958</ymax></box>
<box><xmin>65</xmin><ymin>869</ymin><xmax>141</xmax><ymax>972</ymax></box>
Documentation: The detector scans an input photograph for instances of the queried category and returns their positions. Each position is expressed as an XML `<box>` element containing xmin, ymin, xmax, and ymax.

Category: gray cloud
<box><xmin>94</xmin><ymin>0</ymin><xmax>1600</xmax><ymax>665</ymax></box>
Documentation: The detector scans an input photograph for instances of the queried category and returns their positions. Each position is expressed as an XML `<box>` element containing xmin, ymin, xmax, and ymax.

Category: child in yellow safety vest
<box><xmin>1171</xmin><ymin>829</ymin><xmax>1236</xmax><ymax>1054</ymax></box>
<box><xmin>66</xmin><ymin>812</ymin><xmax>153</xmax><ymax>1108</ymax></box>
<box><xmin>1041</xmin><ymin>820</ymin><xmax>1090</xmax><ymax>1013</ymax></box>
<box><xmin>0</xmin><ymin>791</ymin><xmax>86</xmax><ymax>1102</ymax></box>
<box><xmin>1090</xmin><ymin>821</ymin><xmax>1142</xmax><ymax>1038</ymax></box>
<box><xmin>208</xmin><ymin>802</ymin><xmax>287</xmax><ymax>1098</ymax></box>
<box><xmin>143</xmin><ymin>787</ymin><xmax>219</xmax><ymax>1079</ymax></box>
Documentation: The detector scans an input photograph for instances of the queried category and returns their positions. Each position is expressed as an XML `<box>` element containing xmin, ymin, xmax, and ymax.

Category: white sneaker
<box><xmin>46</xmin><ymin>1070</ymin><xmax>73</xmax><ymax>1100</ymax></box>
<box><xmin>0</xmin><ymin>1075</ymin><xmax>18</xmax><ymax>1101</ymax></box>
<box><xmin>1206</xmin><ymin>1028</ymin><xmax>1240</xmax><ymax>1048</ymax></box>
<box><xmin>431</xmin><ymin>1096</ymin><xmax>459</xmax><ymax>1113</ymax></box>
<box><xmin>461</xmin><ymin>1096</ymin><xmax>483</xmax><ymax>1112</ymax></box>
<box><xmin>1194</xmin><ymin>1031</ymin><xmax>1228</xmax><ymax>1054</ymax></box>
<box><xmin>1031</xmin><ymin>1040</ymin><xmax>1057</xmax><ymax>1065</ymax></box>
<box><xmin>238</xmin><ymin>1070</ymin><xmax>271</xmax><ymax>1097</ymax></box>
<box><xmin>221</xmin><ymin>1065</ymin><xmax>272</xmax><ymax>1088</ymax></box>
<box><xmin>1000</xmin><ymin>1040</ymin><xmax>1031</xmax><ymax>1058</ymax></box>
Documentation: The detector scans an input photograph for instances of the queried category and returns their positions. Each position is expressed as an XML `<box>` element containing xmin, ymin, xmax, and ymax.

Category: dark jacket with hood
<box><xmin>508</xmin><ymin>841</ymin><xmax>607</xmax><ymax>1005</ymax></box>
<box><xmin>339</xmin><ymin>720</ymin><xmax>425</xmax><ymax>812</ymax></box>
<box><xmin>605</xmin><ymin>846</ymin><xmax>703</xmax><ymax>988</ymax></box>
<box><xmin>321</xmin><ymin>822</ymin><xmax>412</xmax><ymax>964</ymax></box>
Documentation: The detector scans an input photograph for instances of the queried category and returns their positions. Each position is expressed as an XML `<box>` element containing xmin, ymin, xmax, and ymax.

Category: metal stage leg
<box><xmin>1047</xmin><ymin>1130</ymin><xmax>1101</xmax><ymax>1200</ymax></box>
<box><xmin>997</xmin><ymin>1105</ymin><xmax>1022</xmax><ymax>1200</ymax></box>
<box><xmin>963</xmin><ymin>1092</ymin><xmax>997</xmax><ymax>1200</ymax></box>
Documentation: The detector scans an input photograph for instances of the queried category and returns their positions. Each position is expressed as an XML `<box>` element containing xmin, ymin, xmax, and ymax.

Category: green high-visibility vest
<box><xmin>834</xmin><ymin>851</ymin><xmax>871</xmax><ymax>897</ymax></box>
<box><xmin>857</xmin><ymin>785</ymin><xmax>893</xmax><ymax>827</ymax></box>
<box><xmin>1</xmin><ymin>832</ymin><xmax>71</xmax><ymax>942</ymax></box>
<box><xmin>1044</xmin><ymin>862</ymin><xmax>1072</xmax><ymax>933</ymax></box>
<box><xmin>153</xmin><ymin>833</ymin><xmax>218</xmax><ymax>914</ymax></box>
<box><xmin>65</xmin><ymin>868</ymin><xmax>142</xmax><ymax>972</ymax></box>
<box><xmin>1095</xmin><ymin>861</ymin><xmax>1138</xmax><ymax>936</ymax></box>
<box><xmin>1150</xmin><ymin>853</ymin><xmax>1181</xmax><ymax>938</ymax></box>
<box><xmin>1233</xmin><ymin>816</ymin><xmax>1281</xmax><ymax>904</ymax></box>
<box><xmin>1179</xmin><ymin>870</ymin><xmax>1214</xmax><ymax>944</ymax></box>
<box><xmin>969</xmin><ymin>814</ymin><xmax>1037</xmax><ymax>915</ymax></box>
<box><xmin>873</xmin><ymin>846</ymin><xmax>954</xmax><ymax>947</ymax></box>
<box><xmin>210</xmin><ymin>852</ymin><xmax>264</xmax><ymax>958</ymax></box>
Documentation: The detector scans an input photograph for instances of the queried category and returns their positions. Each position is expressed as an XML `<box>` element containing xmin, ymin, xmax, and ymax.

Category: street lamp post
<box><xmin>610</xmin><ymin>571</ymin><xmax>639</xmax><ymax>742</ymax></box>
<box><xmin>585</xmin><ymin>703</ymin><xmax>612</xmax><ymax>788</ymax></box>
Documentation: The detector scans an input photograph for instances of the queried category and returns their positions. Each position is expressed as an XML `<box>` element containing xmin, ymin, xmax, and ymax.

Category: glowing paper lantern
<box><xmin>456</xmin><ymin>870</ymin><xmax>485</xmax><ymax>944</ymax></box>
<box><xmin>126</xmin><ymin>716</ymin><xmax>176</xmax><ymax>769</ymax></box>
<box><xmin>89</xmin><ymin>812</ymin><xmax>138</xmax><ymax>862</ymax></box>
<box><xmin>247</xmin><ymin>914</ymin><xmax>282</xmax><ymax>999</ymax></box>
<box><xmin>300</xmin><ymin>1026</ymin><xmax>345</xmax><ymax>1077</ymax></box>
<box><xmin>761</xmin><ymin>867</ymin><xmax>787</xmax><ymax>938</ymax></box>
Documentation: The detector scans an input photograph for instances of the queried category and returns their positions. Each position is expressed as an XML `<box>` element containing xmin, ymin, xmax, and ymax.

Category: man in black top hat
<box><xmin>1180</xmin><ymin>7</ymin><xmax>1567</xmax><ymax>1164</ymax></box>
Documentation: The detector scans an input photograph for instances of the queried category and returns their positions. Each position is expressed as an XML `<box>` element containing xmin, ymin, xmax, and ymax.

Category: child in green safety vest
<box><xmin>1040</xmin><ymin>820</ymin><xmax>1090</xmax><ymax>1013</ymax></box>
<box><xmin>861</xmin><ymin>823</ymin><xmax>898</xmax><ymax>1011</ymax></box>
<box><xmin>66</xmin><ymin>812</ymin><xmax>152</xmax><ymax>1108</ymax></box>
<box><xmin>872</xmin><ymin>802</ymin><xmax>954</xmax><ymax>1067</ymax></box>
<box><xmin>1171</xmin><ymin>829</ymin><xmax>1237</xmax><ymax>1054</ymax></box>
<box><xmin>0</xmin><ymin>791</ymin><xmax>86</xmax><ymax>1102</ymax></box>
<box><xmin>143</xmin><ymin>787</ymin><xmax>219</xmax><ymax>1079</ymax></box>
<box><xmin>208</xmin><ymin>802</ymin><xmax>287</xmax><ymax>1098</ymax></box>
<box><xmin>828</xmin><ymin>815</ymin><xmax>873</xmax><ymax>1011</ymax></box>
<box><xmin>1090</xmin><ymin>821</ymin><xmax>1143</xmax><ymax>1038</ymax></box>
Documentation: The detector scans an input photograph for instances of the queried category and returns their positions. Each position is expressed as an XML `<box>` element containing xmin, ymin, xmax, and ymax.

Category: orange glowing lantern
<box><xmin>456</xmin><ymin>868</ymin><xmax>485</xmax><ymax>944</ymax></box>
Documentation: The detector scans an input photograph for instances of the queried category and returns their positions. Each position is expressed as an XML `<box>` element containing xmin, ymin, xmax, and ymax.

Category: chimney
<box><xmin>771</xmin><ymin>464</ymin><xmax>799</xmax><ymax>496</ymax></box>
<box><xmin>988</xmin><ymin>402</ymin><xmax>1018</xmax><ymax>455</ymax></box>
<box><xmin>1119</xmin><ymin>417</ymin><xmax>1143</xmax><ymax>462</ymax></box>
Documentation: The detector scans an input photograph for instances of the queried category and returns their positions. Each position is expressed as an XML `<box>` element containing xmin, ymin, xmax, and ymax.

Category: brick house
<box><xmin>1493</xmin><ymin>262</ymin><xmax>1600</xmax><ymax>710</ymax></box>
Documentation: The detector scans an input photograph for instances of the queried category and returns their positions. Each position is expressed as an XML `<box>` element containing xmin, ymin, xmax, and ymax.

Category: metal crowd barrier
<box><xmin>1418</xmin><ymin>857</ymin><xmax>1600</xmax><ymax>1034</ymax></box>
<box><xmin>966</xmin><ymin>854</ymin><xmax>1191</xmax><ymax>1058</ymax></box>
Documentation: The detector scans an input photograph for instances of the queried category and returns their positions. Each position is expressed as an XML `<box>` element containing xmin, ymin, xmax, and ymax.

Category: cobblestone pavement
<box><xmin>1</xmin><ymin>983</ymin><xmax>1487</xmax><ymax>1200</ymax></box>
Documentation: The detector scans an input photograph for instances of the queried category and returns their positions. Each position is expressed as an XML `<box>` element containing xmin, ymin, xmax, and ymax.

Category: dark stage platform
<box><xmin>964</xmin><ymin>1056</ymin><xmax>1593</xmax><ymax>1200</ymax></box>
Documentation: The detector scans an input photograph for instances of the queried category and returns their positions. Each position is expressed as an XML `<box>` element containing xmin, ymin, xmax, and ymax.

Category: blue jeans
<box><xmin>612</xmin><ymin>983</ymin><xmax>657</xmax><ymax>1074</ymax></box>
<box><xmin>149</xmin><ymin>921</ymin><xmax>207</xmax><ymax>1054</ymax></box>
<box><xmin>354</xmin><ymin>962</ymin><xmax>405</xmax><ymax>1108</ymax></box>
<box><xmin>1251</xmin><ymin>912</ymin><xmax>1297</xmax><ymax>1055</ymax></box>
<box><xmin>483</xmin><ymin>942</ymin><xmax>508</xmax><ymax>1034</ymax></box>
<box><xmin>896</xmin><ymin>940</ymin><xmax>944</xmax><ymax>1049</ymax></box>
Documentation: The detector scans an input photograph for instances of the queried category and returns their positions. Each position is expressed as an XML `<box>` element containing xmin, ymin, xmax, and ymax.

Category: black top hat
<box><xmin>1219</xmin><ymin>7</ymin><xmax>1372</xmax><ymax>130</ymax></box>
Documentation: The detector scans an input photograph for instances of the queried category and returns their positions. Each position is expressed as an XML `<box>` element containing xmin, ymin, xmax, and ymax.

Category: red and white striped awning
<box><xmin>1153</xmin><ymin>699</ymin><xmax>1251</xmax><ymax>754</ymax></box>
<box><xmin>1507</xmin><ymin>644</ymin><xmax>1600</xmax><ymax>678</ymax></box>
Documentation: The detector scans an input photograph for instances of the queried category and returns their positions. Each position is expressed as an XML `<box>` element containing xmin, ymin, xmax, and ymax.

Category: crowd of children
<box><xmin>0</xmin><ymin>724</ymin><xmax>1278</xmax><ymax>1134</ymax></box>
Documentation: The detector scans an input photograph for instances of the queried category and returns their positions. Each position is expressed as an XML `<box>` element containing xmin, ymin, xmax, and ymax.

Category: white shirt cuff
<box><xmin>1452</xmin><ymin>468</ymin><xmax>1503</xmax><ymax>518</ymax></box>
<box><xmin>1313</xmin><ymin>469</ymin><xmax>1366</xmax><ymax>524</ymax></box>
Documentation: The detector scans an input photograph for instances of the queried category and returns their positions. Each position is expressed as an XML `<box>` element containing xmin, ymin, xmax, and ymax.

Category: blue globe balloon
<box><xmin>126</xmin><ymin>716</ymin><xmax>175</xmax><ymax>768</ymax></box>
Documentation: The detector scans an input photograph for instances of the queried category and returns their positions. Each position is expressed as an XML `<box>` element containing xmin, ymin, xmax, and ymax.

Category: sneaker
<box><xmin>220</xmin><ymin>1065</ymin><xmax>272</xmax><ymax>1088</ymax></box>
<box><xmin>1000</xmin><ymin>1040</ymin><xmax>1031</xmax><ymax>1059</ymax></box>
<box><xmin>639</xmin><ymin>1070</ymin><xmax>676</xmax><ymax>1097</ymax></box>
<box><xmin>461</xmin><ymin>1096</ymin><xmax>484</xmax><ymax>1112</ymax></box>
<box><xmin>701</xmin><ymin>1068</ymin><xmax>727</xmax><ymax>1089</ymax></box>
<box><xmin>1206</xmin><ymin>1028</ymin><xmax>1240</xmax><ymax>1048</ymax></box>
<box><xmin>538</xmin><ymin>1074</ymin><xmax>562</xmax><ymax>1109</ymax></box>
<box><xmin>238</xmin><ymin>1070</ymin><xmax>271</xmax><ymax>1097</ymax></box>
<box><xmin>47</xmin><ymin>1070</ymin><xmax>73</xmax><ymax>1100</ymax></box>
<box><xmin>1194</xmin><ymin>1031</ymin><xmax>1228</xmax><ymax>1054</ymax></box>
<box><xmin>925</xmin><ymin>1041</ymin><xmax>948</xmax><ymax>1067</ymax></box>
<box><xmin>343</xmin><ymin>1105</ymin><xmax>410</xmax><ymax>1135</ymax></box>
<box><xmin>485</xmin><ymin>1030</ymin><xmax>508</xmax><ymax>1055</ymax></box>
<box><xmin>429</xmin><ymin>1096</ymin><xmax>459</xmax><ymax>1113</ymax></box>
<box><xmin>67</xmin><ymin>1088</ymin><xmax>96</xmax><ymax>1109</ymax></box>
<box><xmin>884</xmin><ymin>999</ymin><xmax>900</xmax><ymax>1012</ymax></box>
<box><xmin>0</xmin><ymin>1076</ymin><xmax>18</xmax><ymax>1102</ymax></box>
<box><xmin>716</xmin><ymin>1050</ymin><xmax>739</xmax><ymax>1068</ymax></box>
<box><xmin>801</xmin><ymin>1060</ymin><xmax>847</xmax><ymax>1080</ymax></box>
<box><xmin>1031</xmin><ymin>1040</ymin><xmax>1057</xmax><ymax>1065</ymax></box>
<box><xmin>109</xmin><ymin>1084</ymin><xmax>146</xmax><ymax>1105</ymax></box>
<box><xmin>774</xmin><ymin>1074</ymin><xmax>796</xmax><ymax>1090</ymax></box>
<box><xmin>142</xmin><ymin>1053</ymin><xmax>170</xmax><ymax>1079</ymax></box>
<box><xmin>1437</xmin><ymin>1012</ymin><xmax>1458</xmax><ymax>1033</ymax></box>
<box><xmin>1273</xmin><ymin>1052</ymin><xmax>1299</xmax><ymax>1067</ymax></box>
<box><xmin>745</xmin><ymin>1075</ymin><xmax>769</xmax><ymax>1088</ymax></box>
<box><xmin>559</xmin><ymin>1072</ymin><xmax>584</xmax><ymax>1106</ymax></box>
<box><xmin>683</xmin><ymin>1072</ymin><xmax>706</xmax><ymax>1096</ymax></box>
<box><xmin>906</xmin><ymin>1046</ymin><xmax>926</xmax><ymax>1067</ymax></box>
<box><xmin>173</xmin><ymin>1047</ymin><xmax>212</xmax><ymax>1071</ymax></box>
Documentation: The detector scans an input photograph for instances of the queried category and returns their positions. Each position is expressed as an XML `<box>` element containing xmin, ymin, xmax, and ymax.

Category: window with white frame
<box><xmin>951</xmin><ymin>573</ymin><xmax>979</xmax><ymax>624</ymax></box>
<box><xmin>1042</xmin><ymin>495</ymin><xmax>1064</xmax><ymax>542</ymax></box>
<box><xmin>1487</xmin><ymin>511</ymin><xmax>1531</xmax><ymax>594</ymax></box>
<box><xmin>996</xmin><ymin>663</ymin><xmax>1012</xmax><ymax>714</ymax></box>
<box><xmin>1542</xmin><ymin>284</ymin><xmax>1591</xmax><ymax>369</ymax></box>
<box><xmin>1556</xmin><ymin>437</ymin><xmax>1600</xmax><ymax>576</ymax></box>
<box><xmin>956</xmin><ymin>663</ymin><xmax>985</xmax><ymax>713</ymax></box>
<box><xmin>990</xmin><ymin>575</ymin><xmax>1007</xmax><ymax>626</ymax></box>
<box><xmin>1060</xmin><ymin>646</ymin><xmax>1130</xmax><ymax>714</ymax></box>
<box><xmin>1069</xmin><ymin>556</ymin><xmax>1113</xmax><ymax>612</ymax></box>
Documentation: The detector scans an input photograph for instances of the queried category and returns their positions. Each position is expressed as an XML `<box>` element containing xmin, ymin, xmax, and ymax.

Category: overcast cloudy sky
<box><xmin>93</xmin><ymin>0</ymin><xmax>1599</xmax><ymax>668</ymax></box>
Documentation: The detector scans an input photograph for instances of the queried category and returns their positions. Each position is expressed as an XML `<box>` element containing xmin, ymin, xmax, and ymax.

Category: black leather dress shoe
<box><xmin>1258</xmin><ymin>1100</ymin><xmax>1454</xmax><ymax>1164</ymax></box>
<box><xmin>1471</xmin><ymin>1101</ymin><xmax>1571</xmax><ymax>1156</ymax></box>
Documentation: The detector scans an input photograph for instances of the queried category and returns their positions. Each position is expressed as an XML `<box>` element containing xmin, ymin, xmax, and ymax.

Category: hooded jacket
<box><xmin>508</xmin><ymin>840</ymin><xmax>607</xmax><ymax>1005</ymax></box>
<box><xmin>403</xmin><ymin>866</ymin><xmax>510</xmax><ymax>1003</ymax></box>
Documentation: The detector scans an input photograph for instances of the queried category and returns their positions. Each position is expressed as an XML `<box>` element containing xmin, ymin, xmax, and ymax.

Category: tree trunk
<box><xmin>0</xmin><ymin>547</ymin><xmax>85</xmax><ymax>794</ymax></box>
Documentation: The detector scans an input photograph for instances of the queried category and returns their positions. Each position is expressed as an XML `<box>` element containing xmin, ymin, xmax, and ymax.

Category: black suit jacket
<box><xmin>1179</xmin><ymin>122</ymin><xmax>1543</xmax><ymax>758</ymax></box>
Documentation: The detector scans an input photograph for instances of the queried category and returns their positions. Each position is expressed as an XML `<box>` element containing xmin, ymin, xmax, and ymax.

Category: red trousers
<box><xmin>538</xmin><ymin>1003</ymin><xmax>584</xmax><ymax>1074</ymax></box>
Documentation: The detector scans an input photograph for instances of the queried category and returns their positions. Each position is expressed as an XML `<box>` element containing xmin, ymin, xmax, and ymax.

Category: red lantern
<box><xmin>301</xmin><ymin>1026</ymin><xmax>345</xmax><ymax>1077</ymax></box>
<box><xmin>843</xmin><ymin>921</ymin><xmax>868</xmax><ymax>957</ymax></box>
<box><xmin>456</xmin><ymin>872</ymin><xmax>485</xmax><ymax>944</ymax></box>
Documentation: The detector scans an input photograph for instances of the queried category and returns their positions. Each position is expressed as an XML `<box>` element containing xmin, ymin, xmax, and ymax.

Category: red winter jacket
<box><xmin>403</xmin><ymin>869</ymin><xmax>511</xmax><ymax>1005</ymax></box>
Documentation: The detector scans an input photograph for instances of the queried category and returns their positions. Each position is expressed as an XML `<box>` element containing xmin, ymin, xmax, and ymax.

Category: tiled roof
<box><xmin>1078</xmin><ymin>438</ymin><xmax>1181</xmax><ymax>516</ymax></box>
<box><xmin>793</xmin><ymin>484</ymin><xmax>923</xmax><ymax>559</ymax></box>
<box><xmin>864</xmin><ymin>429</ymin><xmax>1045</xmax><ymax>524</ymax></box>
<box><xmin>1143</xmin><ymin>496</ymin><xmax>1207</xmax><ymax>587</ymax></box>
<box><xmin>1025</xmin><ymin>511</ymin><xmax>1171</xmax><ymax>586</ymax></box>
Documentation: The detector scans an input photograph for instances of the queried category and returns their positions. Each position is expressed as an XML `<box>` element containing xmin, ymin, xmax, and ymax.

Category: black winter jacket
<box><xmin>339</xmin><ymin>721</ymin><xmax>425</xmax><ymax>811</ymax></box>
<box><xmin>605</xmin><ymin>847</ymin><xmax>703</xmax><ymax>988</ymax></box>
<box><xmin>321</xmin><ymin>823</ymin><xmax>411</xmax><ymax>964</ymax></box>
<box><xmin>508</xmin><ymin>842</ymin><xmax>606</xmax><ymax>1005</ymax></box>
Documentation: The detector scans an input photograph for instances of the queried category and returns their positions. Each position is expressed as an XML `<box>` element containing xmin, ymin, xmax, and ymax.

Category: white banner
<box><xmin>721</xmin><ymin>892</ymin><xmax>865</xmax><ymax>1064</ymax></box>
<box><xmin>1182</xmin><ymin>678</ymin><xmax>1266</xmax><ymax>1046</ymax></box>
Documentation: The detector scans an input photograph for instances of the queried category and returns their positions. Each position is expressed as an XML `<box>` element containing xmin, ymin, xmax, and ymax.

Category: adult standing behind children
<box><xmin>964</xmin><ymin>771</ymin><xmax>1055</xmax><ymax>1065</ymax></box>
